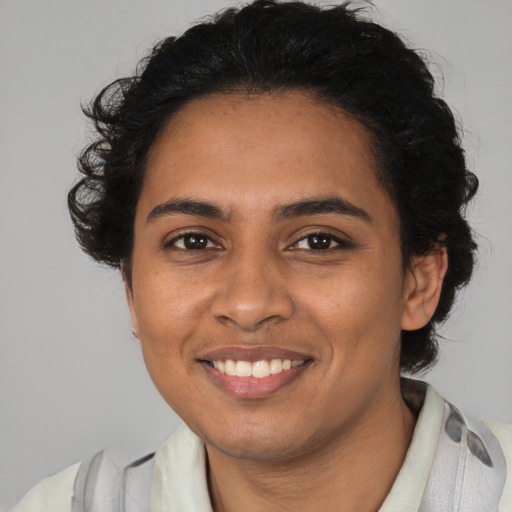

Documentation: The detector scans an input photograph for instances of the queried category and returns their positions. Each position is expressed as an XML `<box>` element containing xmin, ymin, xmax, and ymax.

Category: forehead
<box><xmin>141</xmin><ymin>92</ymin><xmax>393</xmax><ymax>224</ymax></box>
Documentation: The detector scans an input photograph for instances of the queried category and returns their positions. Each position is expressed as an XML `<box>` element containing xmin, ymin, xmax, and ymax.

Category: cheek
<box><xmin>133</xmin><ymin>272</ymin><xmax>207</xmax><ymax>408</ymax></box>
<box><xmin>298</xmin><ymin>258</ymin><xmax>404</xmax><ymax>350</ymax></box>
<box><xmin>132</xmin><ymin>267</ymin><xmax>211</xmax><ymax>358</ymax></box>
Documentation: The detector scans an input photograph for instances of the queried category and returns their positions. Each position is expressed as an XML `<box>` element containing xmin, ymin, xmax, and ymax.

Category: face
<box><xmin>127</xmin><ymin>92</ymin><xmax>420</xmax><ymax>461</ymax></box>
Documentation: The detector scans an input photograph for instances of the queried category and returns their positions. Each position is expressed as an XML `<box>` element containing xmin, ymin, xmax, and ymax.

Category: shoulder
<box><xmin>419</xmin><ymin>382</ymin><xmax>511</xmax><ymax>511</ymax></box>
<box><xmin>386</xmin><ymin>380</ymin><xmax>511</xmax><ymax>511</ymax></box>
<box><xmin>484</xmin><ymin>418</ymin><xmax>512</xmax><ymax>455</ymax></box>
<box><xmin>484</xmin><ymin>419</ymin><xmax>512</xmax><ymax>512</ymax></box>
<box><xmin>11</xmin><ymin>463</ymin><xmax>80</xmax><ymax>512</ymax></box>
<box><xmin>10</xmin><ymin>449</ymin><xmax>156</xmax><ymax>512</ymax></box>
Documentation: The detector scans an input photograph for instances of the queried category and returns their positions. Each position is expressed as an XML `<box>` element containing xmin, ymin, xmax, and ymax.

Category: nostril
<box><xmin>210</xmin><ymin>289</ymin><xmax>295</xmax><ymax>331</ymax></box>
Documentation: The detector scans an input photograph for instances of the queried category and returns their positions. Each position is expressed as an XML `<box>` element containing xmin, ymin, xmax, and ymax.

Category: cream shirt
<box><xmin>12</xmin><ymin>384</ymin><xmax>512</xmax><ymax>511</ymax></box>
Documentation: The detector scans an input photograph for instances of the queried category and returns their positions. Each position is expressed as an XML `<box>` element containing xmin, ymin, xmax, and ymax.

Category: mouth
<box><xmin>197</xmin><ymin>347</ymin><xmax>313</xmax><ymax>398</ymax></box>
<box><xmin>204</xmin><ymin>358</ymin><xmax>306</xmax><ymax>378</ymax></box>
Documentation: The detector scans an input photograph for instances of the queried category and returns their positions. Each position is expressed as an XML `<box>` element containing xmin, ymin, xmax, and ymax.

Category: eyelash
<box><xmin>165</xmin><ymin>231</ymin><xmax>220</xmax><ymax>251</ymax></box>
<box><xmin>164</xmin><ymin>230</ymin><xmax>351</xmax><ymax>252</ymax></box>
<box><xmin>291</xmin><ymin>231</ymin><xmax>352</xmax><ymax>251</ymax></box>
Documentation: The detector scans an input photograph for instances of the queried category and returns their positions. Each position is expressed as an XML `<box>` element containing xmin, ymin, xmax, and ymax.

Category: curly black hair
<box><xmin>68</xmin><ymin>0</ymin><xmax>478</xmax><ymax>373</ymax></box>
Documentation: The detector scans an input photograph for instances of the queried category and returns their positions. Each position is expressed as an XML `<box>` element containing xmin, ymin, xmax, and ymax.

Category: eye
<box><xmin>167</xmin><ymin>231</ymin><xmax>219</xmax><ymax>250</ymax></box>
<box><xmin>294</xmin><ymin>232</ymin><xmax>349</xmax><ymax>251</ymax></box>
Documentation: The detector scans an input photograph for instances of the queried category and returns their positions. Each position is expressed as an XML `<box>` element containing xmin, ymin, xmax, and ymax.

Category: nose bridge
<box><xmin>210</xmin><ymin>242</ymin><xmax>294</xmax><ymax>331</ymax></box>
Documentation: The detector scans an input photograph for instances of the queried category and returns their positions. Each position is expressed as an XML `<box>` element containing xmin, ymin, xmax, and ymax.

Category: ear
<box><xmin>121</xmin><ymin>262</ymin><xmax>139</xmax><ymax>338</ymax></box>
<box><xmin>401</xmin><ymin>244</ymin><xmax>448</xmax><ymax>331</ymax></box>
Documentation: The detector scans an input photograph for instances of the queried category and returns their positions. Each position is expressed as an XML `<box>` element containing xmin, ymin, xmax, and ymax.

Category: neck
<box><xmin>206</xmin><ymin>379</ymin><xmax>416</xmax><ymax>512</ymax></box>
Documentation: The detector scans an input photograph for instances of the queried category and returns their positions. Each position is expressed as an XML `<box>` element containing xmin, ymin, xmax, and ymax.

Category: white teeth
<box><xmin>225</xmin><ymin>359</ymin><xmax>236</xmax><ymax>375</ymax></box>
<box><xmin>235</xmin><ymin>360</ymin><xmax>252</xmax><ymax>377</ymax></box>
<box><xmin>210</xmin><ymin>358</ymin><xmax>306</xmax><ymax>378</ymax></box>
<box><xmin>252</xmin><ymin>360</ymin><xmax>271</xmax><ymax>378</ymax></box>
<box><xmin>270</xmin><ymin>359</ymin><xmax>283</xmax><ymax>374</ymax></box>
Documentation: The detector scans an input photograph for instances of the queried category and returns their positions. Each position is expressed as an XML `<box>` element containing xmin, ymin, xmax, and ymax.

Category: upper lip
<box><xmin>197</xmin><ymin>346</ymin><xmax>313</xmax><ymax>362</ymax></box>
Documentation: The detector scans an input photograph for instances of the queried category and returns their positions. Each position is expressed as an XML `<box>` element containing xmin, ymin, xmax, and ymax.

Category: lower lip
<box><xmin>199</xmin><ymin>361</ymin><xmax>311</xmax><ymax>399</ymax></box>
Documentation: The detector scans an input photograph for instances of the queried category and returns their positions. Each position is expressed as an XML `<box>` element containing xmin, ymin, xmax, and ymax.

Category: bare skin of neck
<box><xmin>206</xmin><ymin>382</ymin><xmax>416</xmax><ymax>512</ymax></box>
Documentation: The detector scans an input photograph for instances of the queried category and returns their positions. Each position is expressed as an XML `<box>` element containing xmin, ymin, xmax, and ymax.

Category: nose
<box><xmin>210</xmin><ymin>252</ymin><xmax>295</xmax><ymax>332</ymax></box>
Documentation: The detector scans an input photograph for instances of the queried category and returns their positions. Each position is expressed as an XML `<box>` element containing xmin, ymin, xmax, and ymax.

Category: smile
<box><xmin>197</xmin><ymin>347</ymin><xmax>313</xmax><ymax>398</ymax></box>
<box><xmin>207</xmin><ymin>359</ymin><xmax>306</xmax><ymax>378</ymax></box>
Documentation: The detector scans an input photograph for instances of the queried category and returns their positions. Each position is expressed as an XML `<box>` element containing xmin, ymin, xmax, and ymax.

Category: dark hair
<box><xmin>68</xmin><ymin>0</ymin><xmax>478</xmax><ymax>373</ymax></box>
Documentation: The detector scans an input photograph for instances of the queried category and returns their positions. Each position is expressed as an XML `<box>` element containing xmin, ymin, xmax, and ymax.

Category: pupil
<box><xmin>308</xmin><ymin>234</ymin><xmax>331</xmax><ymax>250</ymax></box>
<box><xmin>184</xmin><ymin>234</ymin><xmax>207</xmax><ymax>249</ymax></box>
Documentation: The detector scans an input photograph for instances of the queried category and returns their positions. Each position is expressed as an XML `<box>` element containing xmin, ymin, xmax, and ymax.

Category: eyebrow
<box><xmin>147</xmin><ymin>199</ymin><xmax>231</xmax><ymax>223</ymax></box>
<box><xmin>146</xmin><ymin>196</ymin><xmax>371</xmax><ymax>224</ymax></box>
<box><xmin>274</xmin><ymin>197</ymin><xmax>371</xmax><ymax>222</ymax></box>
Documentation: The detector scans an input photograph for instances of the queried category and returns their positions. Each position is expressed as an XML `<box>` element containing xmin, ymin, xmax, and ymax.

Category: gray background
<box><xmin>1</xmin><ymin>0</ymin><xmax>511</xmax><ymax>509</ymax></box>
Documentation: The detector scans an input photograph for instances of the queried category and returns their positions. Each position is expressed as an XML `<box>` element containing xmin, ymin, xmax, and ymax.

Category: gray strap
<box><xmin>71</xmin><ymin>452</ymin><xmax>154</xmax><ymax>512</ymax></box>
<box><xmin>123</xmin><ymin>454</ymin><xmax>155</xmax><ymax>512</ymax></box>
<box><xmin>419</xmin><ymin>403</ymin><xmax>506</xmax><ymax>511</ymax></box>
<box><xmin>71</xmin><ymin>452</ymin><xmax>106</xmax><ymax>512</ymax></box>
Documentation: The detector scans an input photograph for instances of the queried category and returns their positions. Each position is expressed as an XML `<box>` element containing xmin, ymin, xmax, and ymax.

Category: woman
<box><xmin>12</xmin><ymin>1</ymin><xmax>511</xmax><ymax>510</ymax></box>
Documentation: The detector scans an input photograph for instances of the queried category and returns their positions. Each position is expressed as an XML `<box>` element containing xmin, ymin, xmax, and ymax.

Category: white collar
<box><xmin>150</xmin><ymin>380</ymin><xmax>445</xmax><ymax>512</ymax></box>
<box><xmin>379</xmin><ymin>381</ymin><xmax>444</xmax><ymax>511</ymax></box>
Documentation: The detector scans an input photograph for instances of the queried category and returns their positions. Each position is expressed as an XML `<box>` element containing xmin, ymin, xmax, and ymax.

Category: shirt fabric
<box><xmin>12</xmin><ymin>380</ymin><xmax>512</xmax><ymax>511</ymax></box>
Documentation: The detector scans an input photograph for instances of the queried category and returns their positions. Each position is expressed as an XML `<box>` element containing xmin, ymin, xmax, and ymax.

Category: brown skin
<box><xmin>125</xmin><ymin>92</ymin><xmax>447</xmax><ymax>511</ymax></box>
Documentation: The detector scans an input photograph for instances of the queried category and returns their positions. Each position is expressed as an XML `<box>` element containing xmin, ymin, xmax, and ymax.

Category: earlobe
<box><xmin>401</xmin><ymin>245</ymin><xmax>448</xmax><ymax>331</ymax></box>
<box><xmin>121</xmin><ymin>263</ymin><xmax>139</xmax><ymax>338</ymax></box>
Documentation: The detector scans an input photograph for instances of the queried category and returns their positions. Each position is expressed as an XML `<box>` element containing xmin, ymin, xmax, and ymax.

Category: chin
<box><xmin>209</xmin><ymin>436</ymin><xmax>304</xmax><ymax>461</ymax></box>
<box><xmin>201</xmin><ymin>420</ymin><xmax>322</xmax><ymax>462</ymax></box>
